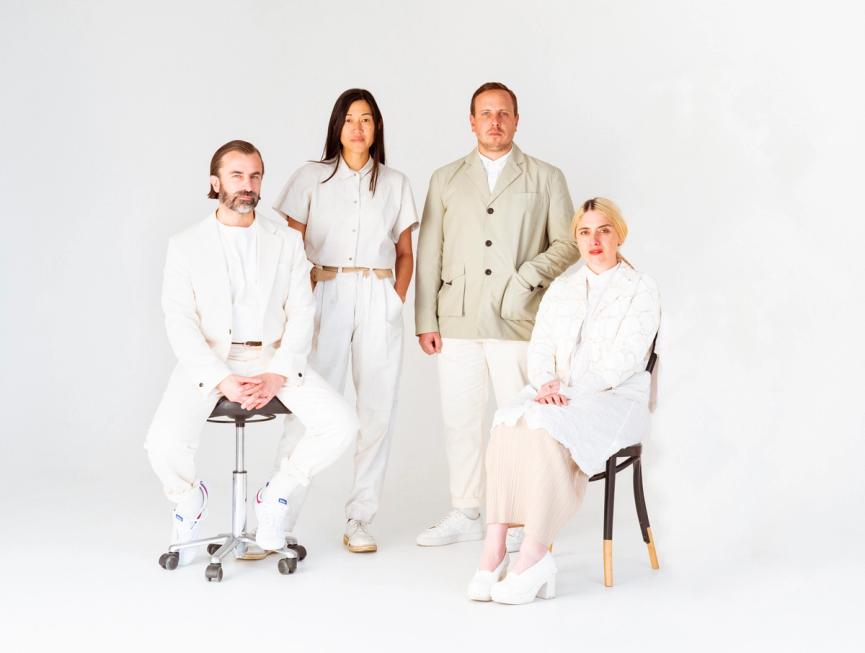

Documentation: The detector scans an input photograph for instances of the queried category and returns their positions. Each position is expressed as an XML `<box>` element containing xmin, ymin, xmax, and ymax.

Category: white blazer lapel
<box><xmin>256</xmin><ymin>216</ymin><xmax>283</xmax><ymax>315</ymax></box>
<box><xmin>199</xmin><ymin>214</ymin><xmax>232</xmax><ymax>316</ymax></box>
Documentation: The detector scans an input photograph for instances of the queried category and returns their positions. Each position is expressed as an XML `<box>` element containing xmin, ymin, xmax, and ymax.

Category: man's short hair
<box><xmin>470</xmin><ymin>82</ymin><xmax>518</xmax><ymax>116</ymax></box>
<box><xmin>208</xmin><ymin>140</ymin><xmax>264</xmax><ymax>199</ymax></box>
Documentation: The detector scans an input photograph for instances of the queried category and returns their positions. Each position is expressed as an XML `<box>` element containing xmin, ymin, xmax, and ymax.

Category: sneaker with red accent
<box><xmin>171</xmin><ymin>480</ymin><xmax>208</xmax><ymax>566</ymax></box>
<box><xmin>254</xmin><ymin>484</ymin><xmax>290</xmax><ymax>551</ymax></box>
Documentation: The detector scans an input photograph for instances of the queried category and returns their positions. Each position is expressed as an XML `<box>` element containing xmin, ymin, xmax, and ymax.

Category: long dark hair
<box><xmin>319</xmin><ymin>88</ymin><xmax>385</xmax><ymax>194</ymax></box>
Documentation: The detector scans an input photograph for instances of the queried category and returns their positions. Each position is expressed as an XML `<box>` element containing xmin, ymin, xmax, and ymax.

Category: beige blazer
<box><xmin>161</xmin><ymin>212</ymin><xmax>314</xmax><ymax>396</ymax></box>
<box><xmin>415</xmin><ymin>144</ymin><xmax>579</xmax><ymax>340</ymax></box>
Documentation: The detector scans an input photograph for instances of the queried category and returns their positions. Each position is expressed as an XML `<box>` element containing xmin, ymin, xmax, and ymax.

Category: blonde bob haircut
<box><xmin>572</xmin><ymin>197</ymin><xmax>632</xmax><ymax>266</ymax></box>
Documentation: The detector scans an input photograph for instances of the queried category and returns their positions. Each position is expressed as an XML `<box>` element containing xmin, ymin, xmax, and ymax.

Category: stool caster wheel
<box><xmin>207</xmin><ymin>543</ymin><xmax>221</xmax><ymax>555</ymax></box>
<box><xmin>288</xmin><ymin>544</ymin><xmax>307</xmax><ymax>561</ymax></box>
<box><xmin>277</xmin><ymin>557</ymin><xmax>297</xmax><ymax>575</ymax></box>
<box><xmin>205</xmin><ymin>563</ymin><xmax>223</xmax><ymax>582</ymax></box>
<box><xmin>159</xmin><ymin>552</ymin><xmax>179</xmax><ymax>570</ymax></box>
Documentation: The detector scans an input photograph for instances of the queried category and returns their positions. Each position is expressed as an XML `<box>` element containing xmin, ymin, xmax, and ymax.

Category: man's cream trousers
<box><xmin>437</xmin><ymin>337</ymin><xmax>528</xmax><ymax>510</ymax></box>
<box><xmin>145</xmin><ymin>344</ymin><xmax>357</xmax><ymax>505</ymax></box>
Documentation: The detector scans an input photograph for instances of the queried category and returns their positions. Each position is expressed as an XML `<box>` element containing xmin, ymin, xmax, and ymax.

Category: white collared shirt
<box><xmin>272</xmin><ymin>157</ymin><xmax>419</xmax><ymax>269</ymax></box>
<box><xmin>216</xmin><ymin>217</ymin><xmax>262</xmax><ymax>341</ymax></box>
<box><xmin>478</xmin><ymin>148</ymin><xmax>512</xmax><ymax>192</ymax></box>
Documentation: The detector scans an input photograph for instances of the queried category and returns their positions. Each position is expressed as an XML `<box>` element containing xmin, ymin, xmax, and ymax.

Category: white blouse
<box><xmin>272</xmin><ymin>157</ymin><xmax>418</xmax><ymax>269</ymax></box>
<box><xmin>567</xmin><ymin>263</ymin><xmax>620</xmax><ymax>384</ymax></box>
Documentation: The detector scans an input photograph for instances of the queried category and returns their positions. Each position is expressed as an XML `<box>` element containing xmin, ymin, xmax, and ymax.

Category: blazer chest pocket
<box><xmin>437</xmin><ymin>264</ymin><xmax>466</xmax><ymax>317</ymax></box>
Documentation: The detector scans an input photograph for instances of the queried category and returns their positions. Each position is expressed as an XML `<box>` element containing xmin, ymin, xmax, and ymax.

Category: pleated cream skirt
<box><xmin>485</xmin><ymin>418</ymin><xmax>589</xmax><ymax>545</ymax></box>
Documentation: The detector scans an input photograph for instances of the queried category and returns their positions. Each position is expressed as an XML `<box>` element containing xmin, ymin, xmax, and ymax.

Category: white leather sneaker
<box><xmin>171</xmin><ymin>480</ymin><xmax>208</xmax><ymax>566</ymax></box>
<box><xmin>254</xmin><ymin>484</ymin><xmax>290</xmax><ymax>551</ymax></box>
<box><xmin>506</xmin><ymin>526</ymin><xmax>524</xmax><ymax>553</ymax></box>
<box><xmin>343</xmin><ymin>519</ymin><xmax>377</xmax><ymax>553</ymax></box>
<box><xmin>490</xmin><ymin>553</ymin><xmax>557</xmax><ymax>605</ymax></box>
<box><xmin>467</xmin><ymin>553</ymin><xmax>510</xmax><ymax>601</ymax></box>
<box><xmin>416</xmin><ymin>509</ymin><xmax>484</xmax><ymax>546</ymax></box>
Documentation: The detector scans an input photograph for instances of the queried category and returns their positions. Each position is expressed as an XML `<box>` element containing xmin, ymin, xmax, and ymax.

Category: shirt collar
<box><xmin>337</xmin><ymin>155</ymin><xmax>375</xmax><ymax>179</ymax></box>
<box><xmin>477</xmin><ymin>148</ymin><xmax>512</xmax><ymax>171</ymax></box>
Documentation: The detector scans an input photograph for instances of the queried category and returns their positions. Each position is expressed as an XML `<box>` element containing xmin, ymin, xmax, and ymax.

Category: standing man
<box><xmin>414</xmin><ymin>82</ymin><xmax>579</xmax><ymax>546</ymax></box>
<box><xmin>145</xmin><ymin>140</ymin><xmax>357</xmax><ymax>563</ymax></box>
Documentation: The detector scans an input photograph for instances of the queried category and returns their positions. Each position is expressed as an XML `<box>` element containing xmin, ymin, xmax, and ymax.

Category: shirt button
<box><xmin>485</xmin><ymin>240</ymin><xmax>492</xmax><ymax>247</ymax></box>
<box><xmin>349</xmin><ymin>257</ymin><xmax>353</xmax><ymax>261</ymax></box>
<box><xmin>484</xmin><ymin>269</ymin><xmax>492</xmax><ymax>276</ymax></box>
<box><xmin>487</xmin><ymin>207</ymin><xmax>494</xmax><ymax>214</ymax></box>
<box><xmin>198</xmin><ymin>382</ymin><xmax>204</xmax><ymax>387</ymax></box>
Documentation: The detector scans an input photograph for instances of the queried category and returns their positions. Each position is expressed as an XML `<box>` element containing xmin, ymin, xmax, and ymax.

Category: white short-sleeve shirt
<box><xmin>272</xmin><ymin>157</ymin><xmax>419</xmax><ymax>269</ymax></box>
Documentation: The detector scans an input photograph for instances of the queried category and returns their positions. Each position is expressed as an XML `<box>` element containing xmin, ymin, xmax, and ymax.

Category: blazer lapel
<box><xmin>257</xmin><ymin>216</ymin><xmax>283</xmax><ymax>313</ymax></box>
<box><xmin>489</xmin><ymin>145</ymin><xmax>524</xmax><ymax>203</ymax></box>
<box><xmin>200</xmin><ymin>214</ymin><xmax>232</xmax><ymax>315</ymax></box>
<box><xmin>462</xmin><ymin>151</ymin><xmax>491</xmax><ymax>203</ymax></box>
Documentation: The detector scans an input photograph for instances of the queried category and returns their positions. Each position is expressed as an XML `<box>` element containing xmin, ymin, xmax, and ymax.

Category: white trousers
<box><xmin>274</xmin><ymin>271</ymin><xmax>404</xmax><ymax>524</ymax></box>
<box><xmin>145</xmin><ymin>344</ymin><xmax>357</xmax><ymax>506</ymax></box>
<box><xmin>437</xmin><ymin>338</ymin><xmax>528</xmax><ymax>510</ymax></box>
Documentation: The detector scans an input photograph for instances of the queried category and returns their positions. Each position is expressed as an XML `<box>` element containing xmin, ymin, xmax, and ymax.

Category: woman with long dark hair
<box><xmin>272</xmin><ymin>89</ymin><xmax>418</xmax><ymax>553</ymax></box>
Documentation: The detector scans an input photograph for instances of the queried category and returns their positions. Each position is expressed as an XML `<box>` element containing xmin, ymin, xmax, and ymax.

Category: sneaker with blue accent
<box><xmin>254</xmin><ymin>483</ymin><xmax>290</xmax><ymax>551</ymax></box>
<box><xmin>171</xmin><ymin>480</ymin><xmax>208</xmax><ymax>566</ymax></box>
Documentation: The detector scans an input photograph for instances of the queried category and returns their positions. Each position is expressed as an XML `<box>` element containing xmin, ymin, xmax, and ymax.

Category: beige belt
<box><xmin>312</xmin><ymin>265</ymin><xmax>393</xmax><ymax>282</ymax></box>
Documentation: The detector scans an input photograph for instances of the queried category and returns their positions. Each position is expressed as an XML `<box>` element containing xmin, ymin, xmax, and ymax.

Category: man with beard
<box><xmin>145</xmin><ymin>140</ymin><xmax>357</xmax><ymax>563</ymax></box>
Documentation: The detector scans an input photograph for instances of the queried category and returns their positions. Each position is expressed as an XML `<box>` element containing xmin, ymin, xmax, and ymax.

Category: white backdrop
<box><xmin>1</xmin><ymin>1</ymin><xmax>863</xmax><ymax>649</ymax></box>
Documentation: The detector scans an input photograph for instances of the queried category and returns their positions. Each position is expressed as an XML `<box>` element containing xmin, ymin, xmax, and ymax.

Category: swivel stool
<box><xmin>158</xmin><ymin>396</ymin><xmax>306</xmax><ymax>583</ymax></box>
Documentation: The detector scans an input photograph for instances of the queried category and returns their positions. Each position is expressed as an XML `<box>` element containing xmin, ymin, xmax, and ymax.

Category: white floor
<box><xmin>4</xmin><ymin>452</ymin><xmax>861</xmax><ymax>652</ymax></box>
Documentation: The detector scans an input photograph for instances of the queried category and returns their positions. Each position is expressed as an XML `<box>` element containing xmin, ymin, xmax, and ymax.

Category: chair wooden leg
<box><xmin>602</xmin><ymin>456</ymin><xmax>617</xmax><ymax>587</ymax></box>
<box><xmin>633</xmin><ymin>457</ymin><xmax>660</xmax><ymax>570</ymax></box>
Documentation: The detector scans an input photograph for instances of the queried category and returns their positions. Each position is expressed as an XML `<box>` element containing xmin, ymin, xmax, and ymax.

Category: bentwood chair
<box><xmin>587</xmin><ymin>338</ymin><xmax>661</xmax><ymax>587</ymax></box>
<box><xmin>157</xmin><ymin>396</ymin><xmax>307</xmax><ymax>583</ymax></box>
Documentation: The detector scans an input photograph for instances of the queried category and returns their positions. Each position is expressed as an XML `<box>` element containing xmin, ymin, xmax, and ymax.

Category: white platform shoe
<box><xmin>490</xmin><ymin>553</ymin><xmax>557</xmax><ymax>604</ymax></box>
<box><xmin>467</xmin><ymin>553</ymin><xmax>510</xmax><ymax>601</ymax></box>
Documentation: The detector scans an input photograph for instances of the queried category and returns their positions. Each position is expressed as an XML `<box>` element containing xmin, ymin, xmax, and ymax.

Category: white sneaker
<box><xmin>254</xmin><ymin>484</ymin><xmax>290</xmax><ymax>551</ymax></box>
<box><xmin>490</xmin><ymin>553</ymin><xmax>557</xmax><ymax>605</ymax></box>
<box><xmin>506</xmin><ymin>526</ymin><xmax>525</xmax><ymax>553</ymax></box>
<box><xmin>343</xmin><ymin>519</ymin><xmax>377</xmax><ymax>553</ymax></box>
<box><xmin>416</xmin><ymin>509</ymin><xmax>484</xmax><ymax>547</ymax></box>
<box><xmin>467</xmin><ymin>553</ymin><xmax>510</xmax><ymax>601</ymax></box>
<box><xmin>171</xmin><ymin>480</ymin><xmax>208</xmax><ymax>566</ymax></box>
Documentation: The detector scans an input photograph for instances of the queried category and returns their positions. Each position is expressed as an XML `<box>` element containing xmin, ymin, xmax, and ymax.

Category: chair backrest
<box><xmin>645</xmin><ymin>334</ymin><xmax>659</xmax><ymax>374</ymax></box>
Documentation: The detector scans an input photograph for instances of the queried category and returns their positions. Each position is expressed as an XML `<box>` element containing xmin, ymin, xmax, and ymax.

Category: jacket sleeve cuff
<box><xmin>266</xmin><ymin>355</ymin><xmax>307</xmax><ymax>387</ymax></box>
<box><xmin>517</xmin><ymin>262</ymin><xmax>545</xmax><ymax>289</ymax></box>
<box><xmin>195</xmin><ymin>363</ymin><xmax>232</xmax><ymax>397</ymax></box>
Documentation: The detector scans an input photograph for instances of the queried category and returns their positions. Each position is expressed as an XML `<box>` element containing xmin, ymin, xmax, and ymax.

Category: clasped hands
<box><xmin>534</xmin><ymin>379</ymin><xmax>569</xmax><ymax>406</ymax></box>
<box><xmin>217</xmin><ymin>372</ymin><xmax>286</xmax><ymax>411</ymax></box>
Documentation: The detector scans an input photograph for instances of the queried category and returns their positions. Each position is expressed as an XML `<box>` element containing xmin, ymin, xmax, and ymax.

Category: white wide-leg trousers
<box><xmin>436</xmin><ymin>337</ymin><xmax>528</xmax><ymax>510</ymax></box>
<box><xmin>145</xmin><ymin>344</ymin><xmax>357</xmax><ymax>506</ymax></box>
<box><xmin>274</xmin><ymin>272</ymin><xmax>404</xmax><ymax>524</ymax></box>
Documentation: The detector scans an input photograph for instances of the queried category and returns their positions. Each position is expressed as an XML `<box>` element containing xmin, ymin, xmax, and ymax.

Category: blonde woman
<box><xmin>466</xmin><ymin>197</ymin><xmax>661</xmax><ymax>604</ymax></box>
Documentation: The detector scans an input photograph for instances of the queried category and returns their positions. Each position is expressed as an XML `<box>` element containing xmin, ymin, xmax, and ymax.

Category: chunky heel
<box><xmin>537</xmin><ymin>575</ymin><xmax>556</xmax><ymax>599</ymax></box>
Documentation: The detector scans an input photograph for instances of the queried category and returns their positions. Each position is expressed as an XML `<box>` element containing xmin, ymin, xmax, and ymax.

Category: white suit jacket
<box><xmin>527</xmin><ymin>262</ymin><xmax>661</xmax><ymax>396</ymax></box>
<box><xmin>161</xmin><ymin>212</ymin><xmax>314</xmax><ymax>396</ymax></box>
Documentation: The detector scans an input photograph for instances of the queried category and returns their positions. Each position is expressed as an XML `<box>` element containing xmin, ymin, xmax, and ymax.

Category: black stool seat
<box><xmin>207</xmin><ymin>396</ymin><xmax>291</xmax><ymax>423</ymax></box>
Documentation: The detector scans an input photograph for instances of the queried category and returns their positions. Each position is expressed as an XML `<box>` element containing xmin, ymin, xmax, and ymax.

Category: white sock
<box><xmin>459</xmin><ymin>507</ymin><xmax>481</xmax><ymax>520</ymax></box>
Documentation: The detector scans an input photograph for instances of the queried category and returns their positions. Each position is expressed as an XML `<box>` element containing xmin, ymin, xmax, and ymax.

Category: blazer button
<box><xmin>298</xmin><ymin>372</ymin><xmax>303</xmax><ymax>377</ymax></box>
<box><xmin>484</xmin><ymin>269</ymin><xmax>492</xmax><ymax>276</ymax></box>
<box><xmin>198</xmin><ymin>382</ymin><xmax>204</xmax><ymax>387</ymax></box>
<box><xmin>485</xmin><ymin>240</ymin><xmax>492</xmax><ymax>247</ymax></box>
<box><xmin>486</xmin><ymin>207</ymin><xmax>494</xmax><ymax>214</ymax></box>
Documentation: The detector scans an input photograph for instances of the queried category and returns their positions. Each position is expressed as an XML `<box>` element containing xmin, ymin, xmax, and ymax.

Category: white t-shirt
<box><xmin>478</xmin><ymin>148</ymin><xmax>512</xmax><ymax>192</ymax></box>
<box><xmin>217</xmin><ymin>218</ymin><xmax>262</xmax><ymax>341</ymax></box>
<box><xmin>272</xmin><ymin>157</ymin><xmax>419</xmax><ymax>269</ymax></box>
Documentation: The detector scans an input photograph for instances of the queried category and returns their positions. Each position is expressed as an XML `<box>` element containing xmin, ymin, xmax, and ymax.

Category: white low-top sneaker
<box><xmin>506</xmin><ymin>526</ymin><xmax>524</xmax><ymax>553</ymax></box>
<box><xmin>254</xmin><ymin>484</ymin><xmax>290</xmax><ymax>551</ymax></box>
<box><xmin>171</xmin><ymin>480</ymin><xmax>208</xmax><ymax>566</ymax></box>
<box><xmin>467</xmin><ymin>553</ymin><xmax>510</xmax><ymax>601</ymax></box>
<box><xmin>416</xmin><ymin>509</ymin><xmax>484</xmax><ymax>546</ymax></box>
<box><xmin>490</xmin><ymin>553</ymin><xmax>557</xmax><ymax>605</ymax></box>
<box><xmin>343</xmin><ymin>519</ymin><xmax>377</xmax><ymax>553</ymax></box>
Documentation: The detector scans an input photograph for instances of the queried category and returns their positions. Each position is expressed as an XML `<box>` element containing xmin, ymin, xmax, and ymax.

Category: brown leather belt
<box><xmin>231</xmin><ymin>341</ymin><xmax>263</xmax><ymax>347</ymax></box>
<box><xmin>312</xmin><ymin>266</ymin><xmax>393</xmax><ymax>282</ymax></box>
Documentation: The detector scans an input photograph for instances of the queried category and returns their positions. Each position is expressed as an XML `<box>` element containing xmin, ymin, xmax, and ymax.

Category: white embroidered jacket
<box><xmin>527</xmin><ymin>262</ymin><xmax>661</xmax><ymax>396</ymax></box>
